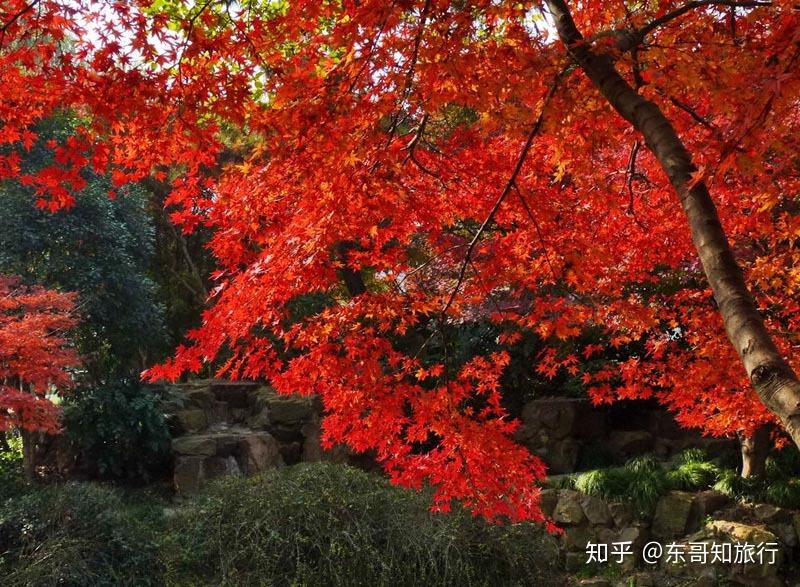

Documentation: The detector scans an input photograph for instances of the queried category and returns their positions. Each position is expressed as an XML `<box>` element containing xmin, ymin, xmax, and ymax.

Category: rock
<box><xmin>692</xmin><ymin>521</ymin><xmax>784</xmax><ymax>585</ymax></box>
<box><xmin>278</xmin><ymin>440</ymin><xmax>303</xmax><ymax>465</ymax></box>
<box><xmin>539</xmin><ymin>488</ymin><xmax>560</xmax><ymax>519</ymax></box>
<box><xmin>616</xmin><ymin>526</ymin><xmax>648</xmax><ymax>550</ymax></box>
<box><xmin>300</xmin><ymin>419</ymin><xmax>324</xmax><ymax>462</ymax></box>
<box><xmin>770</xmin><ymin>522</ymin><xmax>797</xmax><ymax>550</ymax></box>
<box><xmin>608</xmin><ymin>501</ymin><xmax>635</xmax><ymax>528</ymax></box>
<box><xmin>554</xmin><ymin>490</ymin><xmax>586</xmax><ymax>525</ymax></box>
<box><xmin>687</xmin><ymin>572</ymin><xmax>716</xmax><ymax>587</ymax></box>
<box><xmin>548</xmin><ymin>438</ymin><xmax>581</xmax><ymax>474</ymax></box>
<box><xmin>715</xmin><ymin>503</ymin><xmax>750</xmax><ymax>523</ymax></box>
<box><xmin>175</xmin><ymin>409</ymin><xmax>208</xmax><ymax>433</ymax></box>
<box><xmin>209</xmin><ymin>401</ymin><xmax>229</xmax><ymax>424</ymax></box>
<box><xmin>596</xmin><ymin>527</ymin><xmax>616</xmax><ymax>545</ymax></box>
<box><xmin>687</xmin><ymin>490</ymin><xmax>730</xmax><ymax>532</ymax></box>
<box><xmin>793</xmin><ymin>512</ymin><xmax>800</xmax><ymax>544</ymax></box>
<box><xmin>581</xmin><ymin>495</ymin><xmax>613</xmax><ymax>526</ymax></box>
<box><xmin>706</xmin><ymin>519</ymin><xmax>780</xmax><ymax>545</ymax></box>
<box><xmin>174</xmin><ymin>456</ymin><xmax>204</xmax><ymax>494</ymax></box>
<box><xmin>520</xmin><ymin>398</ymin><xmax>578</xmax><ymax>438</ymax></box>
<box><xmin>211</xmin><ymin>381</ymin><xmax>258</xmax><ymax>409</ymax></box>
<box><xmin>214</xmin><ymin>433</ymin><xmax>243</xmax><ymax>456</ymax></box>
<box><xmin>573</xmin><ymin>407</ymin><xmax>607</xmax><ymax>441</ymax></box>
<box><xmin>563</xmin><ymin>526</ymin><xmax>594</xmax><ymax>552</ymax></box>
<box><xmin>265</xmin><ymin>394</ymin><xmax>313</xmax><ymax>426</ymax></box>
<box><xmin>652</xmin><ymin>491</ymin><xmax>694</xmax><ymax>539</ymax></box>
<box><xmin>172</xmin><ymin>435</ymin><xmax>217</xmax><ymax>456</ymax></box>
<box><xmin>186</xmin><ymin>388</ymin><xmax>215</xmax><ymax>410</ymax></box>
<box><xmin>246</xmin><ymin>407</ymin><xmax>270</xmax><ymax>430</ymax></box>
<box><xmin>238</xmin><ymin>432</ymin><xmax>284</xmax><ymax>474</ymax></box>
<box><xmin>204</xmin><ymin>455</ymin><xmax>242</xmax><ymax>478</ymax></box>
<box><xmin>607</xmin><ymin>430</ymin><xmax>653</xmax><ymax>458</ymax></box>
<box><xmin>753</xmin><ymin>503</ymin><xmax>791</xmax><ymax>524</ymax></box>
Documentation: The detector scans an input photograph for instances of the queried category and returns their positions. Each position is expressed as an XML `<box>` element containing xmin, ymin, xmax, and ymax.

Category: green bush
<box><xmin>673</xmin><ymin>447</ymin><xmax>709</xmax><ymax>465</ymax></box>
<box><xmin>666</xmin><ymin>461</ymin><xmax>722</xmax><ymax>491</ymax></box>
<box><xmin>573</xmin><ymin>468</ymin><xmax>626</xmax><ymax>497</ymax></box>
<box><xmin>0</xmin><ymin>482</ymin><xmax>165</xmax><ymax>586</ymax></box>
<box><xmin>162</xmin><ymin>463</ymin><xmax>562</xmax><ymax>587</ymax></box>
<box><xmin>0</xmin><ymin>433</ymin><xmax>24</xmax><ymax>500</ymax></box>
<box><xmin>63</xmin><ymin>381</ymin><xmax>171</xmax><ymax>483</ymax></box>
<box><xmin>571</xmin><ymin>456</ymin><xmax>668</xmax><ymax>515</ymax></box>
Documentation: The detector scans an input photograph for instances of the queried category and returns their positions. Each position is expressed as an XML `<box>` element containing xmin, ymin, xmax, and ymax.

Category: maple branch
<box><xmin>547</xmin><ymin>0</ymin><xmax>800</xmax><ymax>448</ymax></box>
<box><xmin>615</xmin><ymin>1</ymin><xmax>772</xmax><ymax>53</ymax></box>
<box><xmin>624</xmin><ymin>140</ymin><xmax>647</xmax><ymax>229</ymax></box>
<box><xmin>440</xmin><ymin>71</ymin><xmax>564</xmax><ymax>318</ymax></box>
<box><xmin>0</xmin><ymin>0</ymin><xmax>38</xmax><ymax>34</ymax></box>
<box><xmin>668</xmin><ymin>96</ymin><xmax>716</xmax><ymax>130</ymax></box>
<box><xmin>512</xmin><ymin>183</ymin><xmax>561</xmax><ymax>285</ymax></box>
<box><xmin>386</xmin><ymin>0</ymin><xmax>432</xmax><ymax>139</ymax></box>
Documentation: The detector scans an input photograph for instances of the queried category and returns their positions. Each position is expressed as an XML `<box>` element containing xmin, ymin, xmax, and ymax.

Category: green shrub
<box><xmin>63</xmin><ymin>381</ymin><xmax>171</xmax><ymax>483</ymax></box>
<box><xmin>765</xmin><ymin>479</ymin><xmax>800</xmax><ymax>509</ymax></box>
<box><xmin>0</xmin><ymin>433</ymin><xmax>24</xmax><ymax>500</ymax></box>
<box><xmin>765</xmin><ymin>448</ymin><xmax>800</xmax><ymax>480</ymax></box>
<box><xmin>712</xmin><ymin>469</ymin><xmax>765</xmax><ymax>502</ymax></box>
<box><xmin>571</xmin><ymin>456</ymin><xmax>667</xmax><ymax>516</ymax></box>
<box><xmin>162</xmin><ymin>463</ymin><xmax>562</xmax><ymax>587</ymax></box>
<box><xmin>0</xmin><ymin>482</ymin><xmax>165</xmax><ymax>586</ymax></box>
<box><xmin>573</xmin><ymin>468</ymin><xmax>627</xmax><ymax>497</ymax></box>
<box><xmin>673</xmin><ymin>448</ymin><xmax>709</xmax><ymax>465</ymax></box>
<box><xmin>667</xmin><ymin>461</ymin><xmax>722</xmax><ymax>491</ymax></box>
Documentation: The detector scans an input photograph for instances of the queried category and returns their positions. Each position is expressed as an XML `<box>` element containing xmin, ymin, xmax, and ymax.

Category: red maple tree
<box><xmin>0</xmin><ymin>276</ymin><xmax>78</xmax><ymax>433</ymax></box>
<box><xmin>3</xmin><ymin>0</ymin><xmax>800</xmax><ymax>520</ymax></box>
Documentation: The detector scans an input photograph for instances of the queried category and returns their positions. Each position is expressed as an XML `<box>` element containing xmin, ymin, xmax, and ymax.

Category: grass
<box><xmin>548</xmin><ymin>447</ymin><xmax>800</xmax><ymax>515</ymax></box>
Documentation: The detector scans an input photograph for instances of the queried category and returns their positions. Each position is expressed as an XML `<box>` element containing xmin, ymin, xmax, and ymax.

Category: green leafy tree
<box><xmin>0</xmin><ymin>117</ymin><xmax>168</xmax><ymax>380</ymax></box>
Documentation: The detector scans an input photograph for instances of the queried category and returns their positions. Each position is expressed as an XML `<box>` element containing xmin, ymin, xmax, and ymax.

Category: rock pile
<box><xmin>552</xmin><ymin>488</ymin><xmax>800</xmax><ymax>586</ymax></box>
<box><xmin>164</xmin><ymin>380</ymin><xmax>323</xmax><ymax>495</ymax></box>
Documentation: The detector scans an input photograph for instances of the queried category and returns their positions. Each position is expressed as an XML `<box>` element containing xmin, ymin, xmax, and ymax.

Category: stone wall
<box><xmin>164</xmin><ymin>386</ymin><xmax>740</xmax><ymax>494</ymax></box>
<box><xmin>163</xmin><ymin>380</ymin><xmax>371</xmax><ymax>495</ymax></box>
<box><xmin>548</xmin><ymin>487</ymin><xmax>798</xmax><ymax>586</ymax></box>
<box><xmin>516</xmin><ymin>397</ymin><xmax>736</xmax><ymax>474</ymax></box>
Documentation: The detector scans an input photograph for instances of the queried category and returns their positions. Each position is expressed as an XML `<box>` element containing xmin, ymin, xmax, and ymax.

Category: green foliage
<box><xmin>62</xmin><ymin>382</ymin><xmax>171</xmax><ymax>483</ymax></box>
<box><xmin>666</xmin><ymin>461</ymin><xmax>722</xmax><ymax>491</ymax></box>
<box><xmin>0</xmin><ymin>482</ymin><xmax>165</xmax><ymax>587</ymax></box>
<box><xmin>711</xmin><ymin>452</ymin><xmax>800</xmax><ymax>509</ymax></box>
<box><xmin>571</xmin><ymin>456</ymin><xmax>668</xmax><ymax>515</ymax></box>
<box><xmin>162</xmin><ymin>463</ymin><xmax>561</xmax><ymax>587</ymax></box>
<box><xmin>622</xmin><ymin>457</ymin><xmax>669</xmax><ymax>515</ymax></box>
<box><xmin>764</xmin><ymin>447</ymin><xmax>800</xmax><ymax>479</ymax></box>
<box><xmin>0</xmin><ymin>116</ymin><xmax>167</xmax><ymax>379</ymax></box>
<box><xmin>674</xmin><ymin>447</ymin><xmax>710</xmax><ymax>465</ymax></box>
<box><xmin>573</xmin><ymin>468</ymin><xmax>627</xmax><ymax>497</ymax></box>
<box><xmin>713</xmin><ymin>469</ymin><xmax>764</xmax><ymax>501</ymax></box>
<box><xmin>0</xmin><ymin>433</ymin><xmax>24</xmax><ymax>500</ymax></box>
<box><xmin>764</xmin><ymin>479</ymin><xmax>800</xmax><ymax>509</ymax></box>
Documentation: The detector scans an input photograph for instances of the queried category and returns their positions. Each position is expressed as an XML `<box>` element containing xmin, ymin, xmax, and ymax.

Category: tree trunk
<box><xmin>740</xmin><ymin>425</ymin><xmax>771</xmax><ymax>478</ymax></box>
<box><xmin>336</xmin><ymin>241</ymin><xmax>367</xmax><ymax>297</ymax></box>
<box><xmin>20</xmin><ymin>429</ymin><xmax>37</xmax><ymax>481</ymax></box>
<box><xmin>545</xmin><ymin>0</ymin><xmax>800</xmax><ymax>448</ymax></box>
